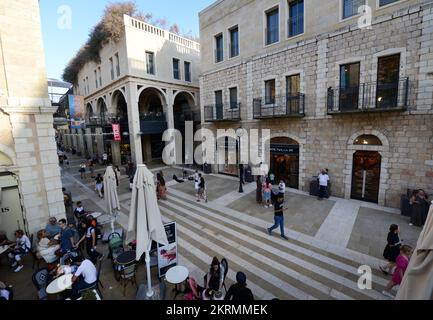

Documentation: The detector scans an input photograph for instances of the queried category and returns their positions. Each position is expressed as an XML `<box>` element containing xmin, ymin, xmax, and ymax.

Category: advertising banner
<box><xmin>68</xmin><ymin>95</ymin><xmax>85</xmax><ymax>129</ymax></box>
<box><xmin>112</xmin><ymin>123</ymin><xmax>121</xmax><ymax>141</ymax></box>
<box><xmin>157</xmin><ymin>221</ymin><xmax>177</xmax><ymax>278</ymax></box>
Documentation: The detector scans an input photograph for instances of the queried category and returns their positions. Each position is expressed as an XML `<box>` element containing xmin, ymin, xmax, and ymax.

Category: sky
<box><xmin>39</xmin><ymin>0</ymin><xmax>214</xmax><ymax>81</ymax></box>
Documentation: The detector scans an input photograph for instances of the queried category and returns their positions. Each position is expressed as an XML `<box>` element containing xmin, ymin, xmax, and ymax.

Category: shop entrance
<box><xmin>0</xmin><ymin>174</ymin><xmax>25</xmax><ymax>240</ymax></box>
<box><xmin>269</xmin><ymin>137</ymin><xmax>299</xmax><ymax>189</ymax></box>
<box><xmin>351</xmin><ymin>151</ymin><xmax>381</xmax><ymax>203</ymax></box>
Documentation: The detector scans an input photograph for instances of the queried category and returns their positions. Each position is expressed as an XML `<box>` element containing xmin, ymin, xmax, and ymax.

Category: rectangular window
<box><xmin>215</xmin><ymin>34</ymin><xmax>224</xmax><ymax>63</ymax></box>
<box><xmin>379</xmin><ymin>0</ymin><xmax>399</xmax><ymax>7</ymax></box>
<box><xmin>215</xmin><ymin>90</ymin><xmax>223</xmax><ymax>119</ymax></box>
<box><xmin>265</xmin><ymin>79</ymin><xmax>276</xmax><ymax>104</ymax></box>
<box><xmin>342</xmin><ymin>0</ymin><xmax>365</xmax><ymax>19</ymax></box>
<box><xmin>184</xmin><ymin>61</ymin><xmax>191</xmax><ymax>82</ymax></box>
<box><xmin>94</xmin><ymin>70</ymin><xmax>98</xmax><ymax>88</ymax></box>
<box><xmin>98</xmin><ymin>67</ymin><xmax>102</xmax><ymax>86</ymax></box>
<box><xmin>339</xmin><ymin>62</ymin><xmax>360</xmax><ymax>111</ymax></box>
<box><xmin>110</xmin><ymin>57</ymin><xmax>114</xmax><ymax>80</ymax></box>
<box><xmin>229</xmin><ymin>26</ymin><xmax>239</xmax><ymax>58</ymax></box>
<box><xmin>376</xmin><ymin>54</ymin><xmax>400</xmax><ymax>108</ymax></box>
<box><xmin>288</xmin><ymin>0</ymin><xmax>304</xmax><ymax>37</ymax></box>
<box><xmin>266</xmin><ymin>8</ymin><xmax>279</xmax><ymax>45</ymax></box>
<box><xmin>173</xmin><ymin>58</ymin><xmax>180</xmax><ymax>80</ymax></box>
<box><xmin>115</xmin><ymin>53</ymin><xmax>120</xmax><ymax>77</ymax></box>
<box><xmin>286</xmin><ymin>74</ymin><xmax>300</xmax><ymax>96</ymax></box>
<box><xmin>146</xmin><ymin>52</ymin><xmax>155</xmax><ymax>75</ymax></box>
<box><xmin>229</xmin><ymin>87</ymin><xmax>238</xmax><ymax>109</ymax></box>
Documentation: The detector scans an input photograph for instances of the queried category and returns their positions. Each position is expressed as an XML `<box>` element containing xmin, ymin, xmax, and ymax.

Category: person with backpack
<box><xmin>267</xmin><ymin>194</ymin><xmax>289</xmax><ymax>240</ymax></box>
<box><xmin>74</xmin><ymin>219</ymin><xmax>101</xmax><ymax>264</ymax></box>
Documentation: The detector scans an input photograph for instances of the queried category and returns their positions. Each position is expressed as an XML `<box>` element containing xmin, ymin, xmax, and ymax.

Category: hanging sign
<box><xmin>112</xmin><ymin>123</ymin><xmax>121</xmax><ymax>141</ymax></box>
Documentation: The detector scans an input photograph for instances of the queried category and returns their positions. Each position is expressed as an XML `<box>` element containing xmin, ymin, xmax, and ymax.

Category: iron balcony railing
<box><xmin>139</xmin><ymin>112</ymin><xmax>167</xmax><ymax>135</ymax></box>
<box><xmin>86</xmin><ymin>112</ymin><xmax>113</xmax><ymax>128</ymax></box>
<box><xmin>204</xmin><ymin>103</ymin><xmax>241</xmax><ymax>122</ymax></box>
<box><xmin>327</xmin><ymin>77</ymin><xmax>409</xmax><ymax>114</ymax></box>
<box><xmin>253</xmin><ymin>94</ymin><xmax>305</xmax><ymax>119</ymax></box>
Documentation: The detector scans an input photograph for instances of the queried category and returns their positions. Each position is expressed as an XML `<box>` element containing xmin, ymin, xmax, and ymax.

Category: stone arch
<box><xmin>137</xmin><ymin>86</ymin><xmax>167</xmax><ymax>107</ymax></box>
<box><xmin>96</xmin><ymin>97</ymin><xmax>108</xmax><ymax>115</ymax></box>
<box><xmin>173</xmin><ymin>91</ymin><xmax>196</xmax><ymax>106</ymax></box>
<box><xmin>0</xmin><ymin>144</ymin><xmax>16</xmax><ymax>166</ymax></box>
<box><xmin>262</xmin><ymin>130</ymin><xmax>307</xmax><ymax>190</ymax></box>
<box><xmin>344</xmin><ymin>129</ymin><xmax>390</xmax><ymax>205</ymax></box>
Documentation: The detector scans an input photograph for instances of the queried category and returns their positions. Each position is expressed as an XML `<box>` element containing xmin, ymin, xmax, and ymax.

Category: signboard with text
<box><xmin>157</xmin><ymin>221</ymin><xmax>177</xmax><ymax>278</ymax></box>
<box><xmin>68</xmin><ymin>95</ymin><xmax>85</xmax><ymax>129</ymax></box>
<box><xmin>112</xmin><ymin>123</ymin><xmax>121</xmax><ymax>141</ymax></box>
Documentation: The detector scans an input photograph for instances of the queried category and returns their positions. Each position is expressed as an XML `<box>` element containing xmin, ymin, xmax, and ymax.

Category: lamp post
<box><xmin>236</xmin><ymin>128</ymin><xmax>244</xmax><ymax>193</ymax></box>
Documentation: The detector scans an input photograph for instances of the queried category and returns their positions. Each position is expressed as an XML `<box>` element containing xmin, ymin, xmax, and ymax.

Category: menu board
<box><xmin>157</xmin><ymin>222</ymin><xmax>177</xmax><ymax>278</ymax></box>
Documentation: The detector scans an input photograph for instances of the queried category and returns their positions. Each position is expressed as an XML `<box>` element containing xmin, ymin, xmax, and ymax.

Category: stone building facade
<box><xmin>199</xmin><ymin>0</ymin><xmax>433</xmax><ymax>208</ymax></box>
<box><xmin>62</xmin><ymin>15</ymin><xmax>201</xmax><ymax>166</ymax></box>
<box><xmin>0</xmin><ymin>0</ymin><xmax>65</xmax><ymax>238</ymax></box>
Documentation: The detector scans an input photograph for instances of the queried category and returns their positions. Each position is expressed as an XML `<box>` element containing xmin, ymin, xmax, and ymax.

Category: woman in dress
<box><xmin>382</xmin><ymin>245</ymin><xmax>413</xmax><ymax>298</ymax></box>
<box><xmin>205</xmin><ymin>257</ymin><xmax>225</xmax><ymax>292</ymax></box>
<box><xmin>380</xmin><ymin>224</ymin><xmax>401</xmax><ymax>275</ymax></box>
<box><xmin>256</xmin><ymin>176</ymin><xmax>263</xmax><ymax>204</ymax></box>
<box><xmin>156</xmin><ymin>172</ymin><xmax>167</xmax><ymax>200</ymax></box>
<box><xmin>410</xmin><ymin>189</ymin><xmax>429</xmax><ymax>227</ymax></box>
<box><xmin>262</xmin><ymin>179</ymin><xmax>272</xmax><ymax>208</ymax></box>
<box><xmin>36</xmin><ymin>230</ymin><xmax>60</xmax><ymax>264</ymax></box>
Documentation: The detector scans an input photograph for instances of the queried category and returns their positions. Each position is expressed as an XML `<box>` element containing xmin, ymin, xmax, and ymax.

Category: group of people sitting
<box><xmin>183</xmin><ymin>257</ymin><xmax>254</xmax><ymax>301</ymax></box>
<box><xmin>409</xmin><ymin>189</ymin><xmax>430</xmax><ymax>227</ymax></box>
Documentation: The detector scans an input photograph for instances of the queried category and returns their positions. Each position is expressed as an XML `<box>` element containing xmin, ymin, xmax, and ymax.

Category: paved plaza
<box><xmin>0</xmin><ymin>154</ymin><xmax>422</xmax><ymax>300</ymax></box>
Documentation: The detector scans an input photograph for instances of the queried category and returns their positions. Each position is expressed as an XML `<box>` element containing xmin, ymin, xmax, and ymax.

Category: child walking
<box><xmin>382</xmin><ymin>245</ymin><xmax>413</xmax><ymax>298</ymax></box>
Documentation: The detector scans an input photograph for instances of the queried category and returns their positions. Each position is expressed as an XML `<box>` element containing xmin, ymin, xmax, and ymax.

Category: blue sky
<box><xmin>39</xmin><ymin>0</ymin><xmax>214</xmax><ymax>80</ymax></box>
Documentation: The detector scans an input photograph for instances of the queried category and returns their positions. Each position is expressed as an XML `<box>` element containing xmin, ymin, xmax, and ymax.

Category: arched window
<box><xmin>354</xmin><ymin>135</ymin><xmax>382</xmax><ymax>146</ymax></box>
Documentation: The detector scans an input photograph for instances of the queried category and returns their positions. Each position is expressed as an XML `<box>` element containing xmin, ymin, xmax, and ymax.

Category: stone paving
<box><xmin>0</xmin><ymin>153</ymin><xmax>424</xmax><ymax>300</ymax></box>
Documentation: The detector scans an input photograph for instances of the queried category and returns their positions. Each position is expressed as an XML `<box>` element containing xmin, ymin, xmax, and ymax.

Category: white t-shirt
<box><xmin>18</xmin><ymin>235</ymin><xmax>31</xmax><ymax>251</ymax></box>
<box><xmin>0</xmin><ymin>289</ymin><xmax>10</xmax><ymax>300</ymax></box>
<box><xmin>318</xmin><ymin>174</ymin><xmax>330</xmax><ymax>187</ymax></box>
<box><xmin>74</xmin><ymin>259</ymin><xmax>97</xmax><ymax>284</ymax></box>
<box><xmin>102</xmin><ymin>154</ymin><xmax>108</xmax><ymax>160</ymax></box>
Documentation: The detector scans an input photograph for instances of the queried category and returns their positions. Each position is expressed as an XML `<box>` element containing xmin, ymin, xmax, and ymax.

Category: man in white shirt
<box><xmin>70</xmin><ymin>257</ymin><xmax>98</xmax><ymax>299</ymax></box>
<box><xmin>8</xmin><ymin>230</ymin><xmax>31</xmax><ymax>273</ymax></box>
<box><xmin>318</xmin><ymin>169</ymin><xmax>330</xmax><ymax>200</ymax></box>
<box><xmin>102</xmin><ymin>153</ymin><xmax>108</xmax><ymax>165</ymax></box>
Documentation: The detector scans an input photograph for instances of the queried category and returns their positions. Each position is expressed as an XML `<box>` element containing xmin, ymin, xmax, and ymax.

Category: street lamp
<box><xmin>236</xmin><ymin>127</ymin><xmax>244</xmax><ymax>193</ymax></box>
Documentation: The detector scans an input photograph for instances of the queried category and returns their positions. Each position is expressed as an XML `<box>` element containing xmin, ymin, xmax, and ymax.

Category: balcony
<box><xmin>253</xmin><ymin>94</ymin><xmax>305</xmax><ymax>119</ymax></box>
<box><xmin>327</xmin><ymin>78</ymin><xmax>409</xmax><ymax>114</ymax></box>
<box><xmin>86</xmin><ymin>115</ymin><xmax>113</xmax><ymax>128</ymax></box>
<box><xmin>204</xmin><ymin>103</ymin><xmax>241</xmax><ymax>122</ymax></box>
<box><xmin>139</xmin><ymin>112</ymin><xmax>168</xmax><ymax>135</ymax></box>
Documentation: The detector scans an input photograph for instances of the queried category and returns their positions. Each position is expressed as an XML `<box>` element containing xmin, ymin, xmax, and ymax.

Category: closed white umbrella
<box><xmin>104</xmin><ymin>166</ymin><xmax>120</xmax><ymax>233</ymax></box>
<box><xmin>396</xmin><ymin>204</ymin><xmax>433</xmax><ymax>300</ymax></box>
<box><xmin>126</xmin><ymin>164</ymin><xmax>168</xmax><ymax>297</ymax></box>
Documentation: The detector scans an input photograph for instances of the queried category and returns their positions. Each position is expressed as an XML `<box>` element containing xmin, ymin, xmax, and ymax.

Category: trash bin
<box><xmin>245</xmin><ymin>166</ymin><xmax>254</xmax><ymax>183</ymax></box>
<box><xmin>203</xmin><ymin>163</ymin><xmax>212</xmax><ymax>174</ymax></box>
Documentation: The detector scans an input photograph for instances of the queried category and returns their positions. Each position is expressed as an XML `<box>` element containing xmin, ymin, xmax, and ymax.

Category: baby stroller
<box><xmin>107</xmin><ymin>232</ymin><xmax>124</xmax><ymax>281</ymax></box>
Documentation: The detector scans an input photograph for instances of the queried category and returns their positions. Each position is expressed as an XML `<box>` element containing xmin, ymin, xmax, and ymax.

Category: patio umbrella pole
<box><xmin>110</xmin><ymin>209</ymin><xmax>116</xmax><ymax>233</ymax></box>
<box><xmin>145</xmin><ymin>241</ymin><xmax>154</xmax><ymax>297</ymax></box>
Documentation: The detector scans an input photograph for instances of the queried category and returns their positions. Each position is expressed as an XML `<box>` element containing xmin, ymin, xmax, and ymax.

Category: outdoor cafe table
<box><xmin>165</xmin><ymin>265</ymin><xmax>189</xmax><ymax>299</ymax></box>
<box><xmin>115</xmin><ymin>250</ymin><xmax>136</xmax><ymax>265</ymax></box>
<box><xmin>46</xmin><ymin>274</ymin><xmax>73</xmax><ymax>295</ymax></box>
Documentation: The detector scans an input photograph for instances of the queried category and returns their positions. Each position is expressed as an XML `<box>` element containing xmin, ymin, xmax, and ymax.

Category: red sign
<box><xmin>112</xmin><ymin>124</ymin><xmax>121</xmax><ymax>141</ymax></box>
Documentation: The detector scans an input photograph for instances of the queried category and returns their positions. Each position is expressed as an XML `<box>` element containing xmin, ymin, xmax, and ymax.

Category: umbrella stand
<box><xmin>145</xmin><ymin>240</ymin><xmax>154</xmax><ymax>297</ymax></box>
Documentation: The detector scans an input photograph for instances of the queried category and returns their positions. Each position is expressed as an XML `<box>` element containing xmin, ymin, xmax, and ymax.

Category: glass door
<box><xmin>286</xmin><ymin>74</ymin><xmax>300</xmax><ymax>114</ymax></box>
<box><xmin>351</xmin><ymin>151</ymin><xmax>381</xmax><ymax>203</ymax></box>
<box><xmin>215</xmin><ymin>90</ymin><xmax>223</xmax><ymax>120</ymax></box>
<box><xmin>339</xmin><ymin>62</ymin><xmax>360</xmax><ymax>111</ymax></box>
<box><xmin>376</xmin><ymin>54</ymin><xmax>400</xmax><ymax>109</ymax></box>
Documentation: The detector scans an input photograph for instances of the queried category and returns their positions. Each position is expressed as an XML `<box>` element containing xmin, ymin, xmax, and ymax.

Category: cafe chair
<box><xmin>221</xmin><ymin>258</ymin><xmax>229</xmax><ymax>293</ymax></box>
<box><xmin>32</xmin><ymin>268</ymin><xmax>49</xmax><ymax>300</ymax></box>
<box><xmin>119</xmin><ymin>263</ymin><xmax>138</xmax><ymax>296</ymax></box>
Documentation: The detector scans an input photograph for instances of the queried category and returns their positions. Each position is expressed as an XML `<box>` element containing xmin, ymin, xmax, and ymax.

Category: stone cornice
<box><xmin>0</xmin><ymin>106</ymin><xmax>58</xmax><ymax>115</ymax></box>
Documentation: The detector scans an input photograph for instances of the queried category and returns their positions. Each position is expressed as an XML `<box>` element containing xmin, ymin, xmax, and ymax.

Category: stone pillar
<box><xmin>96</xmin><ymin>127</ymin><xmax>105</xmax><ymax>156</ymax></box>
<box><xmin>142</xmin><ymin>135</ymin><xmax>152</xmax><ymax>162</ymax></box>
<box><xmin>111</xmin><ymin>141</ymin><xmax>121</xmax><ymax>166</ymax></box>
<box><xmin>77</xmin><ymin>129</ymin><xmax>85</xmax><ymax>156</ymax></box>
<box><xmin>126</xmin><ymin>82</ymin><xmax>143</xmax><ymax>164</ymax></box>
<box><xmin>85</xmin><ymin>128</ymin><xmax>94</xmax><ymax>156</ymax></box>
<box><xmin>315</xmin><ymin>38</ymin><xmax>329</xmax><ymax>117</ymax></box>
<box><xmin>71</xmin><ymin>129</ymin><xmax>78</xmax><ymax>150</ymax></box>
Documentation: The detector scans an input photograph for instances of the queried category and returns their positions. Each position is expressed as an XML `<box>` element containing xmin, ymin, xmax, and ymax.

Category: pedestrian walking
<box><xmin>382</xmin><ymin>245</ymin><xmax>413</xmax><ymax>298</ymax></box>
<box><xmin>380</xmin><ymin>224</ymin><xmax>402</xmax><ymax>275</ymax></box>
<box><xmin>102</xmin><ymin>152</ymin><xmax>108</xmax><ymax>166</ymax></box>
<box><xmin>197</xmin><ymin>173</ymin><xmax>208</xmax><ymax>202</ymax></box>
<box><xmin>278</xmin><ymin>180</ymin><xmax>286</xmax><ymax>196</ymax></box>
<box><xmin>256</xmin><ymin>176</ymin><xmax>263</xmax><ymax>204</ymax></box>
<box><xmin>262</xmin><ymin>179</ymin><xmax>272</xmax><ymax>208</ymax></box>
<box><xmin>267</xmin><ymin>194</ymin><xmax>288</xmax><ymax>240</ymax></box>
<box><xmin>95</xmin><ymin>174</ymin><xmax>104</xmax><ymax>198</ymax></box>
<box><xmin>88</xmin><ymin>159</ymin><xmax>95</xmax><ymax>178</ymax></box>
<box><xmin>64</xmin><ymin>154</ymin><xmax>69</xmax><ymax>168</ymax></box>
<box><xmin>79</xmin><ymin>162</ymin><xmax>87</xmax><ymax>180</ymax></box>
<box><xmin>317</xmin><ymin>169</ymin><xmax>330</xmax><ymax>200</ymax></box>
